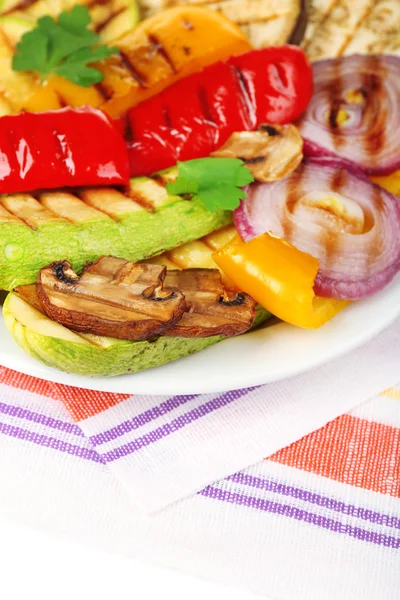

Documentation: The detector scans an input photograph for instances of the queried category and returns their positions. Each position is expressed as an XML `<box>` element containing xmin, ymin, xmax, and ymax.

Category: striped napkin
<box><xmin>0</xmin><ymin>320</ymin><xmax>399</xmax><ymax>598</ymax></box>
<box><xmin>1</xmin><ymin>318</ymin><xmax>399</xmax><ymax>513</ymax></box>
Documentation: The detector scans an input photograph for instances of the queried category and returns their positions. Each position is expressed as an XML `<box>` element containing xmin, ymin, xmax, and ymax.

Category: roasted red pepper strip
<box><xmin>127</xmin><ymin>45</ymin><xmax>313</xmax><ymax>177</ymax></box>
<box><xmin>0</xmin><ymin>107</ymin><xmax>130</xmax><ymax>194</ymax></box>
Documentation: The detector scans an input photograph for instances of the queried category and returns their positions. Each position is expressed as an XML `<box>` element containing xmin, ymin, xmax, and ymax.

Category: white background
<box><xmin>0</xmin><ymin>518</ymin><xmax>261</xmax><ymax>600</ymax></box>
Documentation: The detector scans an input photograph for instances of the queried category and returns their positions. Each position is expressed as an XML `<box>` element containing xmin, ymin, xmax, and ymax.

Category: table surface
<box><xmin>0</xmin><ymin>517</ymin><xmax>262</xmax><ymax>600</ymax></box>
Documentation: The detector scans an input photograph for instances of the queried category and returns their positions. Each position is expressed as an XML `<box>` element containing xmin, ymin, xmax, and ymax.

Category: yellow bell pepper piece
<box><xmin>214</xmin><ymin>232</ymin><xmax>348</xmax><ymax>329</ymax></box>
<box><xmin>24</xmin><ymin>75</ymin><xmax>105</xmax><ymax>113</ymax></box>
<box><xmin>371</xmin><ymin>170</ymin><xmax>400</xmax><ymax>196</ymax></box>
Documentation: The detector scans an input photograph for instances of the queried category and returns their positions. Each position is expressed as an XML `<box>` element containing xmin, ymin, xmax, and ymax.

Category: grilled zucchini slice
<box><xmin>0</xmin><ymin>174</ymin><xmax>231</xmax><ymax>291</ymax></box>
<box><xmin>3</xmin><ymin>227</ymin><xmax>270</xmax><ymax>377</ymax></box>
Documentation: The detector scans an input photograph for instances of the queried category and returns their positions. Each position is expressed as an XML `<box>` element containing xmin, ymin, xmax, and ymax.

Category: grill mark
<box><xmin>94</xmin><ymin>7</ymin><xmax>126</xmax><ymax>34</ymax></box>
<box><xmin>2</xmin><ymin>0</ymin><xmax>37</xmax><ymax>14</ymax></box>
<box><xmin>151</xmin><ymin>173</ymin><xmax>168</xmax><ymax>188</ymax></box>
<box><xmin>323</xmin><ymin>167</ymin><xmax>349</xmax><ymax>265</ymax></box>
<box><xmin>326</xmin><ymin>60</ymin><xmax>345</xmax><ymax>148</ymax></box>
<box><xmin>339</xmin><ymin>0</ymin><xmax>377</xmax><ymax>56</ymax></box>
<box><xmin>198</xmin><ymin>87</ymin><xmax>215</xmax><ymax>124</ymax></box>
<box><xmin>330</xmin><ymin>167</ymin><xmax>348</xmax><ymax>194</ymax></box>
<box><xmin>124</xmin><ymin>117</ymin><xmax>133</xmax><ymax>143</ymax></box>
<box><xmin>259</xmin><ymin>125</ymin><xmax>279</xmax><ymax>136</ymax></box>
<box><xmin>282</xmin><ymin>166</ymin><xmax>306</xmax><ymax>242</ymax></box>
<box><xmin>241</xmin><ymin>155</ymin><xmax>265</xmax><ymax>165</ymax></box>
<box><xmin>119</xmin><ymin>52</ymin><xmax>148</xmax><ymax>88</ymax></box>
<box><xmin>123</xmin><ymin>187</ymin><xmax>155</xmax><ymax>212</ymax></box>
<box><xmin>94</xmin><ymin>82</ymin><xmax>112</xmax><ymax>101</ymax></box>
<box><xmin>228</xmin><ymin>14</ymin><xmax>299</xmax><ymax>26</ymax></box>
<box><xmin>148</xmin><ymin>34</ymin><xmax>177</xmax><ymax>74</ymax></box>
<box><xmin>53</xmin><ymin>91</ymin><xmax>67</xmax><ymax>109</ymax></box>
<box><xmin>361</xmin><ymin>56</ymin><xmax>386</xmax><ymax>159</ymax></box>
<box><xmin>162</xmin><ymin>106</ymin><xmax>172</xmax><ymax>129</ymax></box>
<box><xmin>232</xmin><ymin>66</ymin><xmax>255</xmax><ymax>129</ymax></box>
<box><xmin>303</xmin><ymin>0</ymin><xmax>340</xmax><ymax>51</ymax></box>
<box><xmin>86</xmin><ymin>0</ymin><xmax>110</xmax><ymax>7</ymax></box>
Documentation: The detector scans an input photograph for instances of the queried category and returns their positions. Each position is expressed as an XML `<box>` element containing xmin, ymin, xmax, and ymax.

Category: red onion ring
<box><xmin>296</xmin><ymin>55</ymin><xmax>400</xmax><ymax>175</ymax></box>
<box><xmin>234</xmin><ymin>158</ymin><xmax>400</xmax><ymax>299</ymax></box>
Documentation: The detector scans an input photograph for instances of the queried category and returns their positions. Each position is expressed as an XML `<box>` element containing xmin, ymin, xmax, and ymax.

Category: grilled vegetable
<box><xmin>36</xmin><ymin>256</ymin><xmax>255</xmax><ymax>339</ymax></box>
<box><xmin>0</xmin><ymin>27</ymin><xmax>59</xmax><ymax>115</ymax></box>
<box><xmin>164</xmin><ymin>269</ymin><xmax>255</xmax><ymax>337</ymax></box>
<box><xmin>0</xmin><ymin>172</ymin><xmax>231</xmax><ymax>291</ymax></box>
<box><xmin>37</xmin><ymin>259</ymin><xmax>187</xmax><ymax>340</ymax></box>
<box><xmin>97</xmin><ymin>6</ymin><xmax>252</xmax><ymax>119</ymax></box>
<box><xmin>211</xmin><ymin>125</ymin><xmax>304</xmax><ymax>182</ymax></box>
<box><xmin>127</xmin><ymin>46</ymin><xmax>313</xmax><ymax>176</ymax></box>
<box><xmin>297</xmin><ymin>55</ymin><xmax>400</xmax><ymax>175</ymax></box>
<box><xmin>1</xmin><ymin>6</ymin><xmax>251</xmax><ymax>118</ymax></box>
<box><xmin>0</xmin><ymin>107</ymin><xmax>130</xmax><ymax>194</ymax></box>
<box><xmin>138</xmin><ymin>0</ymin><xmax>307</xmax><ymax>49</ymax></box>
<box><xmin>233</xmin><ymin>158</ymin><xmax>400</xmax><ymax>300</ymax></box>
<box><xmin>0</xmin><ymin>0</ymin><xmax>140</xmax><ymax>44</ymax></box>
<box><xmin>3</xmin><ymin>228</ymin><xmax>270</xmax><ymax>377</ymax></box>
<box><xmin>214</xmin><ymin>232</ymin><xmax>348</xmax><ymax>329</ymax></box>
<box><xmin>302</xmin><ymin>0</ymin><xmax>400</xmax><ymax>61</ymax></box>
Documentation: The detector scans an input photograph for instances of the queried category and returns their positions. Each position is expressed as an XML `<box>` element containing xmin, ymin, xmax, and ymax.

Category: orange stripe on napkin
<box><xmin>0</xmin><ymin>367</ymin><xmax>130</xmax><ymax>421</ymax></box>
<box><xmin>269</xmin><ymin>414</ymin><xmax>400</xmax><ymax>498</ymax></box>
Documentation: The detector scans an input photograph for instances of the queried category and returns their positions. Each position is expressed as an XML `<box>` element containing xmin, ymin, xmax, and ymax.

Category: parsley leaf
<box><xmin>167</xmin><ymin>158</ymin><xmax>254</xmax><ymax>212</ymax></box>
<box><xmin>12</xmin><ymin>6</ymin><xmax>118</xmax><ymax>87</ymax></box>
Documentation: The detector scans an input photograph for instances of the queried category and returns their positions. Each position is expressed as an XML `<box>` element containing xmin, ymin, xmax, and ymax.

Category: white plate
<box><xmin>0</xmin><ymin>275</ymin><xmax>399</xmax><ymax>395</ymax></box>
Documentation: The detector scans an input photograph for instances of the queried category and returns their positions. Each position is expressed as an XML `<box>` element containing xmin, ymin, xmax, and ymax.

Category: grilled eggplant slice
<box><xmin>37</xmin><ymin>259</ymin><xmax>187</xmax><ymax>340</ymax></box>
<box><xmin>164</xmin><ymin>269</ymin><xmax>256</xmax><ymax>337</ymax></box>
<box><xmin>137</xmin><ymin>0</ymin><xmax>307</xmax><ymax>48</ymax></box>
<box><xmin>0</xmin><ymin>173</ymin><xmax>231</xmax><ymax>291</ymax></box>
<box><xmin>302</xmin><ymin>0</ymin><xmax>400</xmax><ymax>60</ymax></box>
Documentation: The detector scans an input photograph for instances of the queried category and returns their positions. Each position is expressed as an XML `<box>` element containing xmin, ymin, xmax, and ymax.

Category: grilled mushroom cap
<box><xmin>164</xmin><ymin>269</ymin><xmax>256</xmax><ymax>337</ymax></box>
<box><xmin>211</xmin><ymin>125</ymin><xmax>303</xmax><ymax>182</ymax></box>
<box><xmin>37</xmin><ymin>257</ymin><xmax>187</xmax><ymax>341</ymax></box>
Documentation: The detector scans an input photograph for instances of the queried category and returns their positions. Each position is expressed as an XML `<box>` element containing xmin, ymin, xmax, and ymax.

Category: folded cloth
<box><xmin>0</xmin><ymin>365</ymin><xmax>399</xmax><ymax>599</ymax></box>
<box><xmin>0</xmin><ymin>318</ymin><xmax>399</xmax><ymax>512</ymax></box>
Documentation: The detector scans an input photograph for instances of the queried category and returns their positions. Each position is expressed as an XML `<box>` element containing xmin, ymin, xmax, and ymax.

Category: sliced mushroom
<box><xmin>211</xmin><ymin>125</ymin><xmax>303</xmax><ymax>182</ymax></box>
<box><xmin>37</xmin><ymin>257</ymin><xmax>187</xmax><ymax>341</ymax></box>
<box><xmin>164</xmin><ymin>269</ymin><xmax>256</xmax><ymax>338</ymax></box>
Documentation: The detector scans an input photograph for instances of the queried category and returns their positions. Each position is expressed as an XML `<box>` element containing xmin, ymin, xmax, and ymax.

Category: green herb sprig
<box><xmin>167</xmin><ymin>158</ymin><xmax>254</xmax><ymax>212</ymax></box>
<box><xmin>12</xmin><ymin>6</ymin><xmax>118</xmax><ymax>87</ymax></box>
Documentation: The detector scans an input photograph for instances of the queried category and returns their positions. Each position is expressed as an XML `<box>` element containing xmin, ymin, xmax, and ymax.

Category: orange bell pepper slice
<box><xmin>98</xmin><ymin>6</ymin><xmax>252</xmax><ymax>119</ymax></box>
<box><xmin>24</xmin><ymin>6</ymin><xmax>251</xmax><ymax>118</ymax></box>
<box><xmin>214</xmin><ymin>232</ymin><xmax>348</xmax><ymax>329</ymax></box>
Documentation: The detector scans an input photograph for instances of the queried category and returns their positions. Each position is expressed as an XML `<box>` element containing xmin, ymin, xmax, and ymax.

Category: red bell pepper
<box><xmin>0</xmin><ymin>107</ymin><xmax>130</xmax><ymax>194</ymax></box>
<box><xmin>127</xmin><ymin>45</ymin><xmax>313</xmax><ymax>177</ymax></box>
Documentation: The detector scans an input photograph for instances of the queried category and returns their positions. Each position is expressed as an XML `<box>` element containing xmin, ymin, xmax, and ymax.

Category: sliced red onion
<box><xmin>234</xmin><ymin>157</ymin><xmax>400</xmax><ymax>299</ymax></box>
<box><xmin>296</xmin><ymin>55</ymin><xmax>400</xmax><ymax>175</ymax></box>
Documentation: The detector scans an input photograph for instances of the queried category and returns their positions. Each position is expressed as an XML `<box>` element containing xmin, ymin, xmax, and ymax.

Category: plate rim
<box><xmin>0</xmin><ymin>275</ymin><xmax>399</xmax><ymax>395</ymax></box>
